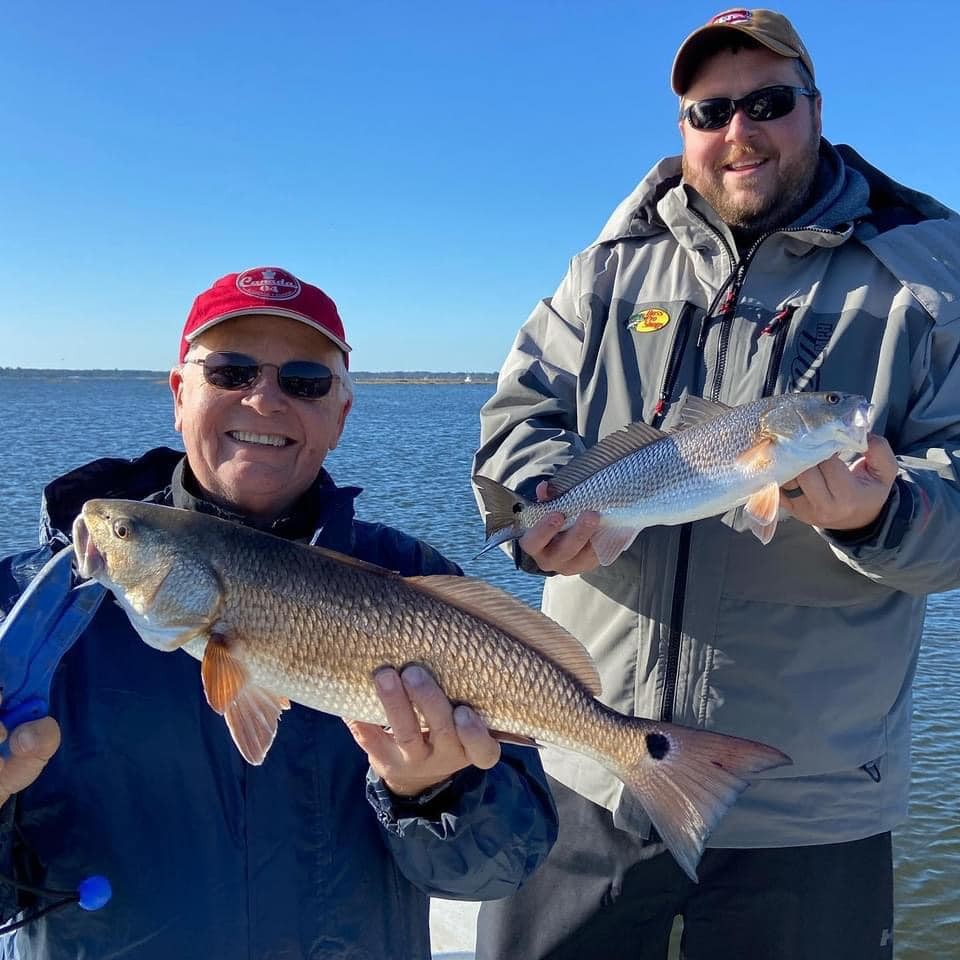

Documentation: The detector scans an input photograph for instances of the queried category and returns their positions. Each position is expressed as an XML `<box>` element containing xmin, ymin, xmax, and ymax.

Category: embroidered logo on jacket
<box><xmin>628</xmin><ymin>309</ymin><xmax>670</xmax><ymax>333</ymax></box>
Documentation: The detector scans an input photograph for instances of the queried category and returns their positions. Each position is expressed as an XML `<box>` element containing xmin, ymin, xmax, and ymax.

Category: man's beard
<box><xmin>682</xmin><ymin>133</ymin><xmax>821</xmax><ymax>239</ymax></box>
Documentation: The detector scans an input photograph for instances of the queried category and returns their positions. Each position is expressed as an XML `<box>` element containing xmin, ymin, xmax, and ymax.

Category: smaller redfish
<box><xmin>475</xmin><ymin>391</ymin><xmax>871</xmax><ymax>564</ymax></box>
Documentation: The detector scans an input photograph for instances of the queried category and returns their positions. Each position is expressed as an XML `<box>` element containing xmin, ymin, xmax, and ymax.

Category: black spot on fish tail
<box><xmin>646</xmin><ymin>732</ymin><xmax>670</xmax><ymax>760</ymax></box>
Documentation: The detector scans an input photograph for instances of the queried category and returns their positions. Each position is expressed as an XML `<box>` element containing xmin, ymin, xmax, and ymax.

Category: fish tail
<box><xmin>613</xmin><ymin>719</ymin><xmax>791</xmax><ymax>882</ymax></box>
<box><xmin>473</xmin><ymin>475</ymin><xmax>532</xmax><ymax>557</ymax></box>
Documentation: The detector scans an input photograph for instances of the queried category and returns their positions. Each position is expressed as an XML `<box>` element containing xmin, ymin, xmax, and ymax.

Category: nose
<box><xmin>724</xmin><ymin>107</ymin><xmax>761</xmax><ymax>142</ymax></box>
<box><xmin>240</xmin><ymin>365</ymin><xmax>287</xmax><ymax>413</ymax></box>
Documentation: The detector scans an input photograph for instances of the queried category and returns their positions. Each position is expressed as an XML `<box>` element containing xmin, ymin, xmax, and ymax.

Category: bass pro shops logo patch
<box><xmin>627</xmin><ymin>308</ymin><xmax>670</xmax><ymax>334</ymax></box>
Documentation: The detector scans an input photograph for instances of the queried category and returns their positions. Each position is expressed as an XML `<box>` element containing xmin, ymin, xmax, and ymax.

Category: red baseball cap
<box><xmin>179</xmin><ymin>266</ymin><xmax>351</xmax><ymax>365</ymax></box>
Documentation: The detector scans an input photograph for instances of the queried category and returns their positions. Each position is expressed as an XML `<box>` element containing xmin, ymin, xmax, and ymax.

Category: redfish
<box><xmin>73</xmin><ymin>499</ymin><xmax>790</xmax><ymax>880</ymax></box>
<box><xmin>475</xmin><ymin>391</ymin><xmax>871</xmax><ymax>564</ymax></box>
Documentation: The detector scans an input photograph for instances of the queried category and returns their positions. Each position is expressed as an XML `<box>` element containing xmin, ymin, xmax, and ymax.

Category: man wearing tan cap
<box><xmin>475</xmin><ymin>8</ymin><xmax>960</xmax><ymax>959</ymax></box>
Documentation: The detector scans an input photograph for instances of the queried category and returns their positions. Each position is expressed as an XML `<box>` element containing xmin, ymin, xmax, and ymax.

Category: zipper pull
<box><xmin>761</xmin><ymin>305</ymin><xmax>796</xmax><ymax>336</ymax></box>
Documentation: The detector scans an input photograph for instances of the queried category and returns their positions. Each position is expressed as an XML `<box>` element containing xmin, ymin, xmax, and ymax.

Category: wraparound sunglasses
<box><xmin>681</xmin><ymin>84</ymin><xmax>818</xmax><ymax>131</ymax></box>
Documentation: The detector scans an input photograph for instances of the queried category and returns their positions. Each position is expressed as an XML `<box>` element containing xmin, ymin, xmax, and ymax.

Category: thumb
<box><xmin>859</xmin><ymin>434</ymin><xmax>899</xmax><ymax>485</ymax></box>
<box><xmin>10</xmin><ymin>717</ymin><xmax>61</xmax><ymax>761</ymax></box>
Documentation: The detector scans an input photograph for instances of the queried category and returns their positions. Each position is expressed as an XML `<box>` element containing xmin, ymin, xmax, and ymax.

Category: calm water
<box><xmin>1</xmin><ymin>376</ymin><xmax>957</xmax><ymax>957</ymax></box>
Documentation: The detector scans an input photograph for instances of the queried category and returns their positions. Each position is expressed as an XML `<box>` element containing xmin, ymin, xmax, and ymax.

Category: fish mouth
<box><xmin>72</xmin><ymin>514</ymin><xmax>104</xmax><ymax>580</ymax></box>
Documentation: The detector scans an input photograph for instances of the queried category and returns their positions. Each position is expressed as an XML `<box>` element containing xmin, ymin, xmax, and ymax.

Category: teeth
<box><xmin>229</xmin><ymin>431</ymin><xmax>289</xmax><ymax>447</ymax></box>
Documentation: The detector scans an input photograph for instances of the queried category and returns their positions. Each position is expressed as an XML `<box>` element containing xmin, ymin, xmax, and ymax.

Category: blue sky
<box><xmin>1</xmin><ymin>0</ymin><xmax>956</xmax><ymax>372</ymax></box>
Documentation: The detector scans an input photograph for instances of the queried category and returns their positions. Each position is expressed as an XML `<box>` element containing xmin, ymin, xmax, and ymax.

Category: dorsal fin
<box><xmin>405</xmin><ymin>575</ymin><xmax>602</xmax><ymax>696</ymax></box>
<box><xmin>545</xmin><ymin>421</ymin><xmax>667</xmax><ymax>499</ymax></box>
<box><xmin>307</xmin><ymin>543</ymin><xmax>403</xmax><ymax>577</ymax></box>
<box><xmin>673</xmin><ymin>396</ymin><xmax>733</xmax><ymax>431</ymax></box>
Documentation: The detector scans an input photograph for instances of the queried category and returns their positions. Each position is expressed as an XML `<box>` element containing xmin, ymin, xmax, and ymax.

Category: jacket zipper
<box><xmin>651</xmin><ymin>303</ymin><xmax>695</xmax><ymax>426</ymax></box>
<box><xmin>761</xmin><ymin>305</ymin><xmax>796</xmax><ymax>396</ymax></box>
<box><xmin>659</xmin><ymin>223</ymin><xmax>843</xmax><ymax>724</ymax></box>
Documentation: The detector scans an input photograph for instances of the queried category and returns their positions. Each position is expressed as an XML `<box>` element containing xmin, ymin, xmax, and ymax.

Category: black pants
<box><xmin>476</xmin><ymin>778</ymin><xmax>894</xmax><ymax>960</ymax></box>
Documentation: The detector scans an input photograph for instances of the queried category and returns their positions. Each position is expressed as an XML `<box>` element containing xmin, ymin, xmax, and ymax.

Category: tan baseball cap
<box><xmin>671</xmin><ymin>8</ymin><xmax>815</xmax><ymax>95</ymax></box>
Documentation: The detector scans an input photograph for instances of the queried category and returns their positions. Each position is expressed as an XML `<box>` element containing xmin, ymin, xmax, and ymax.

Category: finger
<box><xmin>780</xmin><ymin>480</ymin><xmax>805</xmax><ymax>503</ymax></box>
<box><xmin>534</xmin><ymin>480</ymin><xmax>551</xmax><ymax>502</ymax></box>
<box><xmin>791</xmin><ymin>462</ymin><xmax>832</xmax><ymax>505</ymax></box>
<box><xmin>453</xmin><ymin>706</ymin><xmax>500</xmax><ymax>770</ymax></box>
<box><xmin>518</xmin><ymin>512</ymin><xmax>566</xmax><ymax>557</ymax></box>
<box><xmin>373</xmin><ymin>668</ymin><xmax>427</xmax><ymax>756</ymax></box>
<box><xmin>400</xmin><ymin>666</ymin><xmax>458</xmax><ymax>748</ymax></box>
<box><xmin>538</xmin><ymin>513</ymin><xmax>601</xmax><ymax>566</ymax></box>
<box><xmin>815</xmin><ymin>455</ymin><xmax>855</xmax><ymax>500</ymax></box>
<box><xmin>344</xmin><ymin>717</ymin><xmax>396</xmax><ymax>758</ymax></box>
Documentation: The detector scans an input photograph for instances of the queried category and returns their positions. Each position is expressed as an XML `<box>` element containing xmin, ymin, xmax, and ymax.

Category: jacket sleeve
<box><xmin>823</xmin><ymin>305</ymin><xmax>960</xmax><ymax>595</ymax></box>
<box><xmin>0</xmin><ymin>545</ymin><xmax>57</xmax><ymax>923</ymax></box>
<box><xmin>366</xmin><ymin>743</ymin><xmax>557</xmax><ymax>900</ymax></box>
<box><xmin>472</xmin><ymin>262</ymin><xmax>588</xmax><ymax>573</ymax></box>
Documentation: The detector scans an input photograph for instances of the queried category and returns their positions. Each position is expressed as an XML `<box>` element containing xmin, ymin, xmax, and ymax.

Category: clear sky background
<box><xmin>1</xmin><ymin>0</ymin><xmax>955</xmax><ymax>372</ymax></box>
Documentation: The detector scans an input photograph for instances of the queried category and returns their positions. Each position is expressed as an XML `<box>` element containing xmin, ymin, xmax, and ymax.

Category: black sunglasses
<box><xmin>188</xmin><ymin>351</ymin><xmax>340</xmax><ymax>400</ymax></box>
<box><xmin>681</xmin><ymin>84</ymin><xmax>818</xmax><ymax>131</ymax></box>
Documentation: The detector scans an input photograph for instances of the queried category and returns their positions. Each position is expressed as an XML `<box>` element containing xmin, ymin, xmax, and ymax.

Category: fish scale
<box><xmin>74</xmin><ymin>498</ymin><xmax>792</xmax><ymax>881</ymax></box>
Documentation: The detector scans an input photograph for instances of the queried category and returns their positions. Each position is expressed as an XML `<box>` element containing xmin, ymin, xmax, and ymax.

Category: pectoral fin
<box><xmin>590</xmin><ymin>526</ymin><xmax>641</xmax><ymax>566</ymax></box>
<box><xmin>744</xmin><ymin>482</ymin><xmax>782</xmax><ymax>545</ymax></box>
<box><xmin>735</xmin><ymin>437</ymin><xmax>775</xmax><ymax>472</ymax></box>
<box><xmin>201</xmin><ymin>637</ymin><xmax>290</xmax><ymax>765</ymax></box>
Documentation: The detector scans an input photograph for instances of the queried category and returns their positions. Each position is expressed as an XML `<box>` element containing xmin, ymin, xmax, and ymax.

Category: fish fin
<box><xmin>472</xmin><ymin>475</ymin><xmax>531</xmax><ymax>557</ymax></box>
<box><xmin>306</xmin><ymin>546</ymin><xmax>402</xmax><ymax>578</ymax></box>
<box><xmin>404</xmin><ymin>575</ymin><xmax>602</xmax><ymax>696</ymax></box>
<box><xmin>545</xmin><ymin>422</ymin><xmax>667</xmax><ymax>499</ymax></box>
<box><xmin>590</xmin><ymin>526</ymin><xmax>641</xmax><ymax>566</ymax></box>
<box><xmin>201</xmin><ymin>638</ymin><xmax>248</xmax><ymax>714</ymax></box>
<box><xmin>201</xmin><ymin>638</ymin><xmax>290</xmax><ymax>765</ymax></box>
<box><xmin>489</xmin><ymin>729</ymin><xmax>542</xmax><ymax>749</ymax></box>
<box><xmin>615</xmin><ymin>721</ymin><xmax>791</xmax><ymax>882</ymax></box>
<box><xmin>672</xmin><ymin>396</ymin><xmax>733</xmax><ymax>431</ymax></box>
<box><xmin>744</xmin><ymin>482</ymin><xmax>781</xmax><ymax>545</ymax></box>
<box><xmin>224</xmin><ymin>686</ymin><xmax>290</xmax><ymax>766</ymax></box>
<box><xmin>735</xmin><ymin>436</ymin><xmax>776</xmax><ymax>472</ymax></box>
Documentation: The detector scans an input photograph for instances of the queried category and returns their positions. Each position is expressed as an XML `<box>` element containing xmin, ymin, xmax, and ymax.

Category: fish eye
<box><xmin>113</xmin><ymin>519</ymin><xmax>131</xmax><ymax>539</ymax></box>
<box><xmin>825</xmin><ymin>392</ymin><xmax>840</xmax><ymax>405</ymax></box>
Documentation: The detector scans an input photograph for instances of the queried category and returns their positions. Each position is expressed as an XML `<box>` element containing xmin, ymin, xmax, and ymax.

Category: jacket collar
<box><xmin>40</xmin><ymin>447</ymin><xmax>362</xmax><ymax>550</ymax></box>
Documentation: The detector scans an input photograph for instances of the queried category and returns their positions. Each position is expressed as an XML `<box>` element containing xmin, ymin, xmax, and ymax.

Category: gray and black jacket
<box><xmin>474</xmin><ymin>141</ymin><xmax>960</xmax><ymax>847</ymax></box>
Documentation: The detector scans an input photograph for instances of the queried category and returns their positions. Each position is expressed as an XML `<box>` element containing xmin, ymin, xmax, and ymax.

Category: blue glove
<box><xmin>0</xmin><ymin>548</ymin><xmax>106</xmax><ymax>755</ymax></box>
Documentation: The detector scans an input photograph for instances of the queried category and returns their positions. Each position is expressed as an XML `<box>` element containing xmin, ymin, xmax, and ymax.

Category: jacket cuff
<box><xmin>365</xmin><ymin>770</ymin><xmax>463</xmax><ymax>836</ymax></box>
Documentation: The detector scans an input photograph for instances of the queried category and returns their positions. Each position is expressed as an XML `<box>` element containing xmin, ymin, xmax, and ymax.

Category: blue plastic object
<box><xmin>0</xmin><ymin>548</ymin><xmax>107</xmax><ymax>756</ymax></box>
<box><xmin>77</xmin><ymin>875</ymin><xmax>112</xmax><ymax>911</ymax></box>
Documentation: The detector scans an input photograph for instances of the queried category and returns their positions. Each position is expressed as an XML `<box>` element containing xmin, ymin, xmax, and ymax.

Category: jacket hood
<box><xmin>593</xmin><ymin>139</ymin><xmax>955</xmax><ymax>247</ymax></box>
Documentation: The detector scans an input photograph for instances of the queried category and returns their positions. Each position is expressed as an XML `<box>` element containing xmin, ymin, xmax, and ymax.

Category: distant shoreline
<box><xmin>0</xmin><ymin>369</ymin><xmax>498</xmax><ymax>385</ymax></box>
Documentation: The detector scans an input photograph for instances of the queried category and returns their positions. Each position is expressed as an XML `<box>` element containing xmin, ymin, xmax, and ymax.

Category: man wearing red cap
<box><xmin>0</xmin><ymin>266</ymin><xmax>557</xmax><ymax>958</ymax></box>
<box><xmin>474</xmin><ymin>8</ymin><xmax>960</xmax><ymax>959</ymax></box>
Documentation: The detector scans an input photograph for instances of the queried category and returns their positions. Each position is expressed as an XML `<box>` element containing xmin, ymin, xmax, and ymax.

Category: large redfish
<box><xmin>72</xmin><ymin>499</ymin><xmax>790</xmax><ymax>880</ymax></box>
<box><xmin>475</xmin><ymin>391</ymin><xmax>871</xmax><ymax>564</ymax></box>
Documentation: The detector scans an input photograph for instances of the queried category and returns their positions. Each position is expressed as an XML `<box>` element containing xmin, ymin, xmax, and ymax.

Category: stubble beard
<box><xmin>683</xmin><ymin>132</ymin><xmax>822</xmax><ymax>239</ymax></box>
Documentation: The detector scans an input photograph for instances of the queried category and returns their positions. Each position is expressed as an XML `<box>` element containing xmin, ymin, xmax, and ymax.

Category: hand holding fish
<box><xmin>345</xmin><ymin>665</ymin><xmax>501</xmax><ymax>798</ymax></box>
<box><xmin>0</xmin><ymin>697</ymin><xmax>60</xmax><ymax>805</ymax></box>
<box><xmin>517</xmin><ymin>483</ymin><xmax>602</xmax><ymax>576</ymax></box>
<box><xmin>780</xmin><ymin>434</ymin><xmax>899</xmax><ymax>531</ymax></box>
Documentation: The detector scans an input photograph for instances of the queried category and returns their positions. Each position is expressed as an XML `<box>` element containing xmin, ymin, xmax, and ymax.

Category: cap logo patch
<box><xmin>628</xmin><ymin>308</ymin><xmax>670</xmax><ymax>333</ymax></box>
<box><xmin>236</xmin><ymin>267</ymin><xmax>301</xmax><ymax>301</ymax></box>
<box><xmin>711</xmin><ymin>9</ymin><xmax>752</xmax><ymax>25</ymax></box>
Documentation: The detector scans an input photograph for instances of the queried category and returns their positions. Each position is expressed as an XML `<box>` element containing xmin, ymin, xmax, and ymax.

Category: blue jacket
<box><xmin>0</xmin><ymin>448</ymin><xmax>557</xmax><ymax>959</ymax></box>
